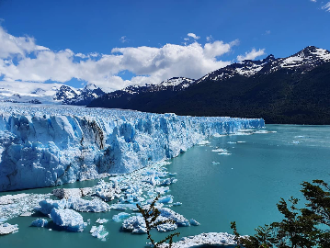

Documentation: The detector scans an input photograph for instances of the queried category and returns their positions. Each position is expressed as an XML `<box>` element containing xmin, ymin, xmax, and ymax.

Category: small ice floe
<box><xmin>229</xmin><ymin>132</ymin><xmax>252</xmax><ymax>136</ymax></box>
<box><xmin>0</xmin><ymin>194</ymin><xmax>29</xmax><ymax>205</ymax></box>
<box><xmin>294</xmin><ymin>135</ymin><xmax>305</xmax><ymax>138</ymax></box>
<box><xmin>158</xmin><ymin>232</ymin><xmax>249</xmax><ymax>248</ymax></box>
<box><xmin>20</xmin><ymin>211</ymin><xmax>33</xmax><ymax>217</ymax></box>
<box><xmin>96</xmin><ymin>218</ymin><xmax>108</xmax><ymax>224</ymax></box>
<box><xmin>212</xmin><ymin>161</ymin><xmax>220</xmax><ymax>165</ymax></box>
<box><xmin>110</xmin><ymin>203</ymin><xmax>138</xmax><ymax>211</ymax></box>
<box><xmin>112</xmin><ymin>212</ymin><xmax>131</xmax><ymax>222</ymax></box>
<box><xmin>90</xmin><ymin>225</ymin><xmax>108</xmax><ymax>240</ymax></box>
<box><xmin>254</xmin><ymin>130</ymin><xmax>277</xmax><ymax>134</ymax></box>
<box><xmin>190</xmin><ymin>219</ymin><xmax>200</xmax><ymax>226</ymax></box>
<box><xmin>157</xmin><ymin>195</ymin><xmax>174</xmax><ymax>204</ymax></box>
<box><xmin>50</xmin><ymin>208</ymin><xmax>87</xmax><ymax>232</ymax></box>
<box><xmin>0</xmin><ymin>223</ymin><xmax>19</xmax><ymax>235</ymax></box>
<box><xmin>213</xmin><ymin>133</ymin><xmax>227</xmax><ymax>138</ymax></box>
<box><xmin>31</xmin><ymin>218</ymin><xmax>48</xmax><ymax>228</ymax></box>
<box><xmin>237</xmin><ymin>141</ymin><xmax>246</xmax><ymax>143</ymax></box>
<box><xmin>155</xmin><ymin>186</ymin><xmax>170</xmax><ymax>195</ymax></box>
<box><xmin>173</xmin><ymin>202</ymin><xmax>182</xmax><ymax>206</ymax></box>
<box><xmin>211</xmin><ymin>148</ymin><xmax>227</xmax><ymax>153</ymax></box>
<box><xmin>197</xmin><ymin>140</ymin><xmax>210</xmax><ymax>146</ymax></box>
<box><xmin>227</xmin><ymin>141</ymin><xmax>236</xmax><ymax>144</ymax></box>
<box><xmin>52</xmin><ymin>188</ymin><xmax>82</xmax><ymax>199</ymax></box>
<box><xmin>157</xmin><ymin>223</ymin><xmax>178</xmax><ymax>232</ymax></box>
<box><xmin>122</xmin><ymin>216</ymin><xmax>147</xmax><ymax>234</ymax></box>
<box><xmin>293</xmin><ymin>140</ymin><xmax>300</xmax><ymax>145</ymax></box>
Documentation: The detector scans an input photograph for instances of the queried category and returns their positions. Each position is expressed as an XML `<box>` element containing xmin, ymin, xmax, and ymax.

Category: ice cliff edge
<box><xmin>0</xmin><ymin>103</ymin><xmax>264</xmax><ymax>191</ymax></box>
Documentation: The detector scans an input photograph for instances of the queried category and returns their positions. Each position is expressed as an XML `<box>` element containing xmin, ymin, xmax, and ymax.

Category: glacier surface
<box><xmin>0</xmin><ymin>103</ymin><xmax>264</xmax><ymax>191</ymax></box>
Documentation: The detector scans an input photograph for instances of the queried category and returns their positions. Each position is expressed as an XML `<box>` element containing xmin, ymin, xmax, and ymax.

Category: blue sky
<box><xmin>0</xmin><ymin>0</ymin><xmax>329</xmax><ymax>91</ymax></box>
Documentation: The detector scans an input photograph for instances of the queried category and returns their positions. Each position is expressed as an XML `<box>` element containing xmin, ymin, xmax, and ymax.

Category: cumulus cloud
<box><xmin>0</xmin><ymin>26</ymin><xmax>257</xmax><ymax>93</ymax></box>
<box><xmin>237</xmin><ymin>48</ymin><xmax>265</xmax><ymax>62</ymax></box>
<box><xmin>310</xmin><ymin>0</ymin><xmax>316</xmax><ymax>2</ymax></box>
<box><xmin>187</xmin><ymin>33</ymin><xmax>200</xmax><ymax>40</ymax></box>
<box><xmin>322</xmin><ymin>2</ymin><xmax>330</xmax><ymax>11</ymax></box>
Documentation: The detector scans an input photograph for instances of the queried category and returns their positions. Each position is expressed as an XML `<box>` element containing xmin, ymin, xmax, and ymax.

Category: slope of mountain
<box><xmin>88</xmin><ymin>46</ymin><xmax>330</xmax><ymax>124</ymax></box>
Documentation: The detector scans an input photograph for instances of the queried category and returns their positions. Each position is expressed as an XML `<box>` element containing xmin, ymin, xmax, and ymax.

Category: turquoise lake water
<box><xmin>1</xmin><ymin>124</ymin><xmax>330</xmax><ymax>247</ymax></box>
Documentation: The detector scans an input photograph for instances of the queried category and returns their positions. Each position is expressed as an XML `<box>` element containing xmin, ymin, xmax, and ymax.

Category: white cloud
<box><xmin>187</xmin><ymin>33</ymin><xmax>200</xmax><ymax>40</ymax></box>
<box><xmin>0</xmin><ymin>26</ymin><xmax>260</xmax><ymax>93</ymax></box>
<box><xmin>322</xmin><ymin>2</ymin><xmax>330</xmax><ymax>11</ymax></box>
<box><xmin>310</xmin><ymin>0</ymin><xmax>316</xmax><ymax>2</ymax></box>
<box><xmin>206</xmin><ymin>35</ymin><xmax>213</xmax><ymax>42</ymax></box>
<box><xmin>237</xmin><ymin>48</ymin><xmax>265</xmax><ymax>62</ymax></box>
<box><xmin>120</xmin><ymin>36</ymin><xmax>127</xmax><ymax>43</ymax></box>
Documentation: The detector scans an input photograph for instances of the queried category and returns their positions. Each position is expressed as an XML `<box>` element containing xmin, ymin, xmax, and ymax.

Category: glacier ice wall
<box><xmin>0</xmin><ymin>103</ymin><xmax>264</xmax><ymax>191</ymax></box>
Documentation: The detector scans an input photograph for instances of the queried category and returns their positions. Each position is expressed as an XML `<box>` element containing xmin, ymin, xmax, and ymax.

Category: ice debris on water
<box><xmin>212</xmin><ymin>161</ymin><xmax>220</xmax><ymax>165</ymax></box>
<box><xmin>96</xmin><ymin>218</ymin><xmax>108</xmax><ymax>224</ymax></box>
<box><xmin>122</xmin><ymin>216</ymin><xmax>147</xmax><ymax>234</ymax></box>
<box><xmin>31</xmin><ymin>218</ymin><xmax>48</xmax><ymax>228</ymax></box>
<box><xmin>112</xmin><ymin>212</ymin><xmax>131</xmax><ymax>222</ymax></box>
<box><xmin>90</xmin><ymin>225</ymin><xmax>108</xmax><ymax>240</ymax></box>
<box><xmin>157</xmin><ymin>223</ymin><xmax>178</xmax><ymax>232</ymax></box>
<box><xmin>0</xmin><ymin>193</ymin><xmax>51</xmax><ymax>222</ymax></box>
<box><xmin>190</xmin><ymin>218</ymin><xmax>201</xmax><ymax>226</ymax></box>
<box><xmin>0</xmin><ymin>223</ymin><xmax>19</xmax><ymax>235</ymax></box>
<box><xmin>50</xmin><ymin>208</ymin><xmax>86</xmax><ymax>232</ymax></box>
<box><xmin>35</xmin><ymin>197</ymin><xmax>110</xmax><ymax>214</ymax></box>
<box><xmin>158</xmin><ymin>232</ymin><xmax>249</xmax><ymax>248</ymax></box>
<box><xmin>172</xmin><ymin>202</ymin><xmax>182</xmax><ymax>206</ymax></box>
<box><xmin>0</xmin><ymin>103</ymin><xmax>264</xmax><ymax>191</ymax></box>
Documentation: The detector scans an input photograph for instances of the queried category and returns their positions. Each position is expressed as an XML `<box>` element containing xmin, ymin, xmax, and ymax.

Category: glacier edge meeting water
<box><xmin>0</xmin><ymin>103</ymin><xmax>264</xmax><ymax>191</ymax></box>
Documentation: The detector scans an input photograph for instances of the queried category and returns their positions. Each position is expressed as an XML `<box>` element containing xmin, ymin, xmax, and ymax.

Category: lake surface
<box><xmin>1</xmin><ymin>124</ymin><xmax>330</xmax><ymax>247</ymax></box>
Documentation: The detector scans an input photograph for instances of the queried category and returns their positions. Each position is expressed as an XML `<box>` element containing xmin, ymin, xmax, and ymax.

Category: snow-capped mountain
<box><xmin>88</xmin><ymin>46</ymin><xmax>330</xmax><ymax>124</ymax></box>
<box><xmin>0</xmin><ymin>83</ymin><xmax>105</xmax><ymax>105</ymax></box>
<box><xmin>54</xmin><ymin>83</ymin><xmax>105</xmax><ymax>105</ymax></box>
<box><xmin>195</xmin><ymin>46</ymin><xmax>330</xmax><ymax>83</ymax></box>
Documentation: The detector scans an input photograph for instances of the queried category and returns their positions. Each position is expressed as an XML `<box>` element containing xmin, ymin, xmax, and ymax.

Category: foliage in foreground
<box><xmin>231</xmin><ymin>180</ymin><xmax>330</xmax><ymax>248</ymax></box>
<box><xmin>136</xmin><ymin>194</ymin><xmax>180</xmax><ymax>248</ymax></box>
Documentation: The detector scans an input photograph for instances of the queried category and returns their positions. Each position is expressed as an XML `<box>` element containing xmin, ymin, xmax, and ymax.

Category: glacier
<box><xmin>0</xmin><ymin>103</ymin><xmax>264</xmax><ymax>191</ymax></box>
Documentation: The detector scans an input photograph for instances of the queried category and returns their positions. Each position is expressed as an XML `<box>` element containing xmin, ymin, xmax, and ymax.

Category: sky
<box><xmin>0</xmin><ymin>0</ymin><xmax>329</xmax><ymax>93</ymax></box>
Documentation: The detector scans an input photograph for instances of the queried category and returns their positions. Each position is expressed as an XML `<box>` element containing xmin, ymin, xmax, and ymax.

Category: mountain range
<box><xmin>88</xmin><ymin>46</ymin><xmax>330</xmax><ymax>124</ymax></box>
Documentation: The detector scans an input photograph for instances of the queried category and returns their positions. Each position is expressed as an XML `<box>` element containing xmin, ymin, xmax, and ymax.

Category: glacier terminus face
<box><xmin>0</xmin><ymin>103</ymin><xmax>264</xmax><ymax>191</ymax></box>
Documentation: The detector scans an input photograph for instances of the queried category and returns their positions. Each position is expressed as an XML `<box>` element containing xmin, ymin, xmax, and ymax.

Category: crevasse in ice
<box><xmin>0</xmin><ymin>103</ymin><xmax>264</xmax><ymax>191</ymax></box>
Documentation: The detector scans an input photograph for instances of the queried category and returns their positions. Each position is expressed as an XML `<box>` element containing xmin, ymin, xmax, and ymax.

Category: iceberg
<box><xmin>0</xmin><ymin>103</ymin><xmax>264</xmax><ymax>191</ymax></box>
<box><xmin>95</xmin><ymin>218</ymin><xmax>108</xmax><ymax>224</ymax></box>
<box><xmin>0</xmin><ymin>223</ymin><xmax>19</xmax><ymax>235</ymax></box>
<box><xmin>50</xmin><ymin>208</ymin><xmax>86</xmax><ymax>232</ymax></box>
<box><xmin>156</xmin><ymin>223</ymin><xmax>178</xmax><ymax>232</ymax></box>
<box><xmin>35</xmin><ymin>197</ymin><xmax>110</xmax><ymax>214</ymax></box>
<box><xmin>190</xmin><ymin>218</ymin><xmax>200</xmax><ymax>226</ymax></box>
<box><xmin>112</xmin><ymin>212</ymin><xmax>131</xmax><ymax>222</ymax></box>
<box><xmin>122</xmin><ymin>216</ymin><xmax>147</xmax><ymax>234</ymax></box>
<box><xmin>31</xmin><ymin>218</ymin><xmax>48</xmax><ymax>227</ymax></box>
<box><xmin>90</xmin><ymin>225</ymin><xmax>108</xmax><ymax>240</ymax></box>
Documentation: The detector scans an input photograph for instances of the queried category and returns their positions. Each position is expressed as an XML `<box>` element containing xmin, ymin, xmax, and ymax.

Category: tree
<box><xmin>136</xmin><ymin>194</ymin><xmax>180</xmax><ymax>248</ymax></box>
<box><xmin>232</xmin><ymin>180</ymin><xmax>330</xmax><ymax>248</ymax></box>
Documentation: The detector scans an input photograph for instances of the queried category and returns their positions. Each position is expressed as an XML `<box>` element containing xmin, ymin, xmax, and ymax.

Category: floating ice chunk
<box><xmin>158</xmin><ymin>195</ymin><xmax>173</xmax><ymax>204</ymax></box>
<box><xmin>52</xmin><ymin>188</ymin><xmax>82</xmax><ymax>199</ymax></box>
<box><xmin>158</xmin><ymin>207</ymin><xmax>190</xmax><ymax>227</ymax></box>
<box><xmin>254</xmin><ymin>130</ymin><xmax>276</xmax><ymax>134</ymax></box>
<box><xmin>213</xmin><ymin>133</ymin><xmax>227</xmax><ymax>137</ymax></box>
<box><xmin>157</xmin><ymin>223</ymin><xmax>178</xmax><ymax>232</ymax></box>
<box><xmin>110</xmin><ymin>203</ymin><xmax>138</xmax><ymax>211</ymax></box>
<box><xmin>173</xmin><ymin>202</ymin><xmax>182</xmax><ymax>206</ymax></box>
<box><xmin>50</xmin><ymin>208</ymin><xmax>86</xmax><ymax>232</ymax></box>
<box><xmin>96</xmin><ymin>218</ymin><xmax>108</xmax><ymax>224</ymax></box>
<box><xmin>293</xmin><ymin>140</ymin><xmax>299</xmax><ymax>144</ymax></box>
<box><xmin>237</xmin><ymin>141</ymin><xmax>246</xmax><ymax>143</ymax></box>
<box><xmin>31</xmin><ymin>218</ymin><xmax>48</xmax><ymax>228</ymax></box>
<box><xmin>0</xmin><ymin>223</ymin><xmax>19</xmax><ymax>235</ymax></box>
<box><xmin>227</xmin><ymin>141</ymin><xmax>236</xmax><ymax>144</ymax></box>
<box><xmin>212</xmin><ymin>161</ymin><xmax>220</xmax><ymax>165</ymax></box>
<box><xmin>20</xmin><ymin>211</ymin><xmax>33</xmax><ymax>217</ymax></box>
<box><xmin>122</xmin><ymin>216</ymin><xmax>147</xmax><ymax>234</ymax></box>
<box><xmin>160</xmin><ymin>178</ymin><xmax>177</xmax><ymax>186</ymax></box>
<box><xmin>112</xmin><ymin>212</ymin><xmax>131</xmax><ymax>222</ymax></box>
<box><xmin>0</xmin><ymin>194</ymin><xmax>29</xmax><ymax>205</ymax></box>
<box><xmin>190</xmin><ymin>219</ymin><xmax>200</xmax><ymax>226</ymax></box>
<box><xmin>155</xmin><ymin>186</ymin><xmax>170</xmax><ymax>195</ymax></box>
<box><xmin>35</xmin><ymin>199</ymin><xmax>69</xmax><ymax>215</ymax></box>
<box><xmin>70</xmin><ymin>198</ymin><xmax>110</xmax><ymax>212</ymax></box>
<box><xmin>90</xmin><ymin>225</ymin><xmax>108</xmax><ymax>240</ymax></box>
<box><xmin>212</xmin><ymin>148</ymin><xmax>227</xmax><ymax>153</ymax></box>
<box><xmin>158</xmin><ymin>232</ymin><xmax>249</xmax><ymax>248</ymax></box>
<box><xmin>197</xmin><ymin>140</ymin><xmax>210</xmax><ymax>146</ymax></box>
